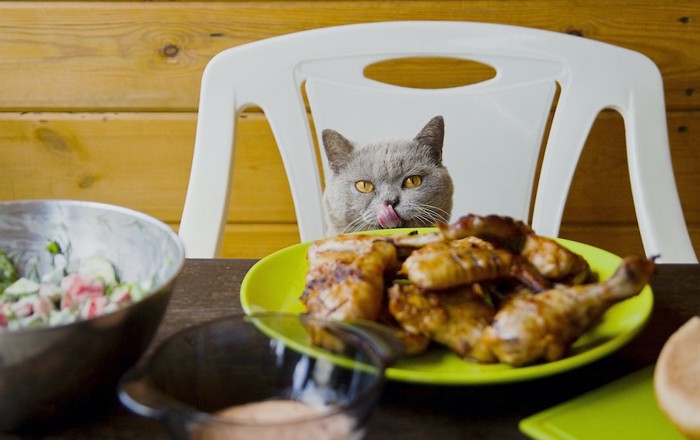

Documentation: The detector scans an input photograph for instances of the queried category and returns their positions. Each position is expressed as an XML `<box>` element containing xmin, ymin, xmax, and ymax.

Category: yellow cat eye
<box><xmin>355</xmin><ymin>180</ymin><xmax>375</xmax><ymax>193</ymax></box>
<box><xmin>403</xmin><ymin>175</ymin><xmax>422</xmax><ymax>189</ymax></box>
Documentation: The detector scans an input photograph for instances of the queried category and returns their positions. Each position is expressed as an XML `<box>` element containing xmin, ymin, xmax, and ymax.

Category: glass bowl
<box><xmin>119</xmin><ymin>313</ymin><xmax>402</xmax><ymax>439</ymax></box>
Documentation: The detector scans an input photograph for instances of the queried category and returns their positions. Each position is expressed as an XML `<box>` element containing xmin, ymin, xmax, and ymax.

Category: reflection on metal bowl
<box><xmin>0</xmin><ymin>200</ymin><xmax>185</xmax><ymax>432</ymax></box>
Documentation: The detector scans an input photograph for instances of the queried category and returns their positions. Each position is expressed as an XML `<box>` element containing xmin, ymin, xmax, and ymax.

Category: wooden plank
<box><xmin>0</xmin><ymin>1</ymin><xmax>697</xmax><ymax>110</ymax></box>
<box><xmin>168</xmin><ymin>222</ymin><xmax>301</xmax><ymax>259</ymax></box>
<box><xmin>0</xmin><ymin>113</ymin><xmax>195</xmax><ymax>220</ymax></box>
<box><xmin>0</xmin><ymin>112</ymin><xmax>295</xmax><ymax>223</ymax></box>
<box><xmin>564</xmin><ymin>111</ymin><xmax>700</xmax><ymax>223</ymax></box>
<box><xmin>218</xmin><ymin>223</ymin><xmax>301</xmax><ymax>259</ymax></box>
<box><xmin>560</xmin><ymin>224</ymin><xmax>700</xmax><ymax>261</ymax></box>
<box><xmin>2</xmin><ymin>110</ymin><xmax>699</xmax><ymax>225</ymax></box>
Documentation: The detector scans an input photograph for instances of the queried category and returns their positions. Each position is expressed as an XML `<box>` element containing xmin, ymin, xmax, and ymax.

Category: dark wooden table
<box><xmin>4</xmin><ymin>260</ymin><xmax>699</xmax><ymax>440</ymax></box>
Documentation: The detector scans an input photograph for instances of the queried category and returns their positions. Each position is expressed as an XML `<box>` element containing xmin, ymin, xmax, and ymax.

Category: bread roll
<box><xmin>654</xmin><ymin>316</ymin><xmax>700</xmax><ymax>439</ymax></box>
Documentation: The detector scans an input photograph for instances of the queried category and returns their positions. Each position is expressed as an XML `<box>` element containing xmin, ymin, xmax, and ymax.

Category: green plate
<box><xmin>240</xmin><ymin>230</ymin><xmax>653</xmax><ymax>385</ymax></box>
<box><xmin>519</xmin><ymin>366</ymin><xmax>684</xmax><ymax>439</ymax></box>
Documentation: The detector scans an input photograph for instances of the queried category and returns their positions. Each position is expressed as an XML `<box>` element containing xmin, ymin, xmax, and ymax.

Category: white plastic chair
<box><xmin>179</xmin><ymin>21</ymin><xmax>696</xmax><ymax>262</ymax></box>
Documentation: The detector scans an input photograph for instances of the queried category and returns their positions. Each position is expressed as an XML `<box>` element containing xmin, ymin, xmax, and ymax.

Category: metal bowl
<box><xmin>0</xmin><ymin>200</ymin><xmax>185</xmax><ymax>432</ymax></box>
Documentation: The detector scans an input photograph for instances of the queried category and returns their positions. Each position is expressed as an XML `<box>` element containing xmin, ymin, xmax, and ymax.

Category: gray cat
<box><xmin>322</xmin><ymin>115</ymin><xmax>454</xmax><ymax>235</ymax></box>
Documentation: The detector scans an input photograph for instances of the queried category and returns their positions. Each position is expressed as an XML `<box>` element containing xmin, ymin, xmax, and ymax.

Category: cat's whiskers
<box><xmin>404</xmin><ymin>202</ymin><xmax>451</xmax><ymax>227</ymax></box>
<box><xmin>342</xmin><ymin>213</ymin><xmax>377</xmax><ymax>234</ymax></box>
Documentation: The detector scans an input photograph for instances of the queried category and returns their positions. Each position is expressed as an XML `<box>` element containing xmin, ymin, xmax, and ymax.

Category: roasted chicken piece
<box><xmin>383</xmin><ymin>225</ymin><xmax>490</xmax><ymax>259</ymax></box>
<box><xmin>301</xmin><ymin>234</ymin><xmax>400</xmax><ymax>322</ymax></box>
<box><xmin>400</xmin><ymin>240</ymin><xmax>550</xmax><ymax>292</ymax></box>
<box><xmin>520</xmin><ymin>234</ymin><xmax>592</xmax><ymax>284</ymax></box>
<box><xmin>388</xmin><ymin>282</ymin><xmax>497</xmax><ymax>362</ymax></box>
<box><xmin>376</xmin><ymin>308</ymin><xmax>432</xmax><ymax>356</ymax></box>
<box><xmin>385</xmin><ymin>230</ymin><xmax>444</xmax><ymax>259</ymax></box>
<box><xmin>482</xmin><ymin>255</ymin><xmax>655</xmax><ymax>366</ymax></box>
<box><xmin>438</xmin><ymin>214</ymin><xmax>592</xmax><ymax>284</ymax></box>
<box><xmin>438</xmin><ymin>213</ymin><xmax>534</xmax><ymax>251</ymax></box>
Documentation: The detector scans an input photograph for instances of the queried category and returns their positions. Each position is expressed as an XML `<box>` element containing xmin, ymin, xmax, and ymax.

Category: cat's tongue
<box><xmin>376</xmin><ymin>203</ymin><xmax>402</xmax><ymax>229</ymax></box>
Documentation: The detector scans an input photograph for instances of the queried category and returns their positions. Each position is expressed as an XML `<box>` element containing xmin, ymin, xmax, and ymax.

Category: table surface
<box><xmin>4</xmin><ymin>259</ymin><xmax>699</xmax><ymax>440</ymax></box>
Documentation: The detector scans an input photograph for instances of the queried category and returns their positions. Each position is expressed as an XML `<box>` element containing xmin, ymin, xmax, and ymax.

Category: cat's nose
<box><xmin>384</xmin><ymin>199</ymin><xmax>399</xmax><ymax>207</ymax></box>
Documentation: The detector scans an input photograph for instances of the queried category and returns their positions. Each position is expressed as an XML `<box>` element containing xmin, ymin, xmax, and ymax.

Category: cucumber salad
<box><xmin>0</xmin><ymin>241</ymin><xmax>151</xmax><ymax>331</ymax></box>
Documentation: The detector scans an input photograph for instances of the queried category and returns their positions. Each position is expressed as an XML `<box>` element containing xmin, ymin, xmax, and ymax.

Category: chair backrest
<box><xmin>179</xmin><ymin>21</ymin><xmax>697</xmax><ymax>263</ymax></box>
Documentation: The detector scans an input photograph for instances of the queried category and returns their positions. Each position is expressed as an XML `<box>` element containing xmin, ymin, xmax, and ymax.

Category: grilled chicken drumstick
<box><xmin>482</xmin><ymin>255</ymin><xmax>655</xmax><ymax>366</ymax></box>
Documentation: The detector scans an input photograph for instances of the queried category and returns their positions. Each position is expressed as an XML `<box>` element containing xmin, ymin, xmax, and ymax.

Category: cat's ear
<box><xmin>322</xmin><ymin>129</ymin><xmax>354</xmax><ymax>174</ymax></box>
<box><xmin>414</xmin><ymin>115</ymin><xmax>445</xmax><ymax>163</ymax></box>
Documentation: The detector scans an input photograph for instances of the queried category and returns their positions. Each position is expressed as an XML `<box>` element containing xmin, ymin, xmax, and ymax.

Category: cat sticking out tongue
<box><xmin>321</xmin><ymin>115</ymin><xmax>454</xmax><ymax>235</ymax></box>
<box><xmin>376</xmin><ymin>203</ymin><xmax>402</xmax><ymax>229</ymax></box>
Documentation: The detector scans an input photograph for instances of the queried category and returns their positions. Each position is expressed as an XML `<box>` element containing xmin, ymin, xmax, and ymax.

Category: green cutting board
<box><xmin>520</xmin><ymin>366</ymin><xmax>685</xmax><ymax>440</ymax></box>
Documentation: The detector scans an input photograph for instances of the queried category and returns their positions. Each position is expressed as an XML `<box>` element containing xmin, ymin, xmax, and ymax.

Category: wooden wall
<box><xmin>1</xmin><ymin>1</ymin><xmax>699</xmax><ymax>259</ymax></box>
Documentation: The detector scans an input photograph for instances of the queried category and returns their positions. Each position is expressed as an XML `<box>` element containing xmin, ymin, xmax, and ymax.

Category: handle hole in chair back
<box><xmin>363</xmin><ymin>57</ymin><xmax>497</xmax><ymax>89</ymax></box>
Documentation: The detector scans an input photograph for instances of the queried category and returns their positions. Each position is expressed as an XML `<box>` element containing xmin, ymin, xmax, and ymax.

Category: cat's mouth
<box><xmin>376</xmin><ymin>203</ymin><xmax>402</xmax><ymax>229</ymax></box>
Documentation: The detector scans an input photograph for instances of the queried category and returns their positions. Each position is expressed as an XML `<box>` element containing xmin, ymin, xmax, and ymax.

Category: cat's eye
<box><xmin>355</xmin><ymin>180</ymin><xmax>375</xmax><ymax>193</ymax></box>
<box><xmin>403</xmin><ymin>175</ymin><xmax>422</xmax><ymax>189</ymax></box>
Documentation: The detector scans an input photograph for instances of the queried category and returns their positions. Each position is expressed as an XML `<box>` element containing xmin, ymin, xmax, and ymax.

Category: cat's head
<box><xmin>322</xmin><ymin>116</ymin><xmax>454</xmax><ymax>234</ymax></box>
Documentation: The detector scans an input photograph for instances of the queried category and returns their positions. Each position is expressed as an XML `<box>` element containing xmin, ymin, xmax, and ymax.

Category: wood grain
<box><xmin>0</xmin><ymin>1</ymin><xmax>697</xmax><ymax>110</ymax></box>
<box><xmin>0</xmin><ymin>112</ymin><xmax>294</xmax><ymax>223</ymax></box>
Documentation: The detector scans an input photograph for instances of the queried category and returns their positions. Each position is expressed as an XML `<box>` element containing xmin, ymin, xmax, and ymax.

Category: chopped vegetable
<box><xmin>0</xmin><ymin>251</ymin><xmax>17</xmax><ymax>291</ymax></box>
<box><xmin>77</xmin><ymin>256</ymin><xmax>118</xmax><ymax>285</ymax></box>
<box><xmin>0</xmin><ymin>245</ymin><xmax>148</xmax><ymax>331</ymax></box>
<box><xmin>45</xmin><ymin>240</ymin><xmax>61</xmax><ymax>255</ymax></box>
